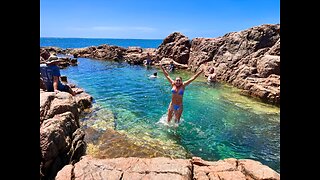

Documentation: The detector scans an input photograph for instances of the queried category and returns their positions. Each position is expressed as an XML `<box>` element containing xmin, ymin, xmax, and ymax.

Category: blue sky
<box><xmin>40</xmin><ymin>0</ymin><xmax>280</xmax><ymax>39</ymax></box>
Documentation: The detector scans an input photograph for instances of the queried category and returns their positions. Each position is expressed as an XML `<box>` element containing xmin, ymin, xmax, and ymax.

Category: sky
<box><xmin>40</xmin><ymin>0</ymin><xmax>280</xmax><ymax>39</ymax></box>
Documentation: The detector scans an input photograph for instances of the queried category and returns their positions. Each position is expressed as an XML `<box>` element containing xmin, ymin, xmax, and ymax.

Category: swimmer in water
<box><xmin>160</xmin><ymin>65</ymin><xmax>203</xmax><ymax>123</ymax></box>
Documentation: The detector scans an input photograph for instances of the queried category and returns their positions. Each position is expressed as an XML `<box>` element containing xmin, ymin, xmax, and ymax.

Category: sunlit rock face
<box><xmin>156</xmin><ymin>32</ymin><xmax>191</xmax><ymax>64</ymax></box>
<box><xmin>55</xmin><ymin>156</ymin><xmax>280</xmax><ymax>180</ymax></box>
<box><xmin>187</xmin><ymin>24</ymin><xmax>280</xmax><ymax>106</ymax></box>
<box><xmin>40</xmin><ymin>90</ymin><xmax>93</xmax><ymax>179</ymax></box>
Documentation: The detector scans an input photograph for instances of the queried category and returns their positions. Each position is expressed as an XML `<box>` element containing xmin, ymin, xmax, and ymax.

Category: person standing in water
<box><xmin>168</xmin><ymin>61</ymin><xmax>175</xmax><ymax>72</ymax></box>
<box><xmin>207</xmin><ymin>67</ymin><xmax>217</xmax><ymax>83</ymax></box>
<box><xmin>144</xmin><ymin>53</ymin><xmax>152</xmax><ymax>66</ymax></box>
<box><xmin>160</xmin><ymin>65</ymin><xmax>204</xmax><ymax>123</ymax></box>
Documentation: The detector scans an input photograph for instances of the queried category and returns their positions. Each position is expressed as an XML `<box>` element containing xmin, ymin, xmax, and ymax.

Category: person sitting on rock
<box><xmin>40</xmin><ymin>55</ymin><xmax>76</xmax><ymax>96</ymax></box>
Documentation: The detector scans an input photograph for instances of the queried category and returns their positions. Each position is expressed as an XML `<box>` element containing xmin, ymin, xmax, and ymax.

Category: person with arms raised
<box><xmin>160</xmin><ymin>65</ymin><xmax>203</xmax><ymax>123</ymax></box>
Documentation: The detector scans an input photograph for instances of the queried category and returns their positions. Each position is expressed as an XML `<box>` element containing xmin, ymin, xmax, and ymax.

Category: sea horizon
<box><xmin>40</xmin><ymin>37</ymin><xmax>163</xmax><ymax>40</ymax></box>
<box><xmin>40</xmin><ymin>37</ymin><xmax>163</xmax><ymax>49</ymax></box>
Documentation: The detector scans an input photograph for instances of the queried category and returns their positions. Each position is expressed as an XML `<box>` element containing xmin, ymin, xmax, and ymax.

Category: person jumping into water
<box><xmin>160</xmin><ymin>64</ymin><xmax>203</xmax><ymax>123</ymax></box>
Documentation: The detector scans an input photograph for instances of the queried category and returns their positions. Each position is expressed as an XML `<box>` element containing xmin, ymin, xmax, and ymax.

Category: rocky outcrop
<box><xmin>55</xmin><ymin>156</ymin><xmax>279</xmax><ymax>180</ymax></box>
<box><xmin>40</xmin><ymin>48</ymin><xmax>51</xmax><ymax>61</ymax></box>
<box><xmin>90</xmin><ymin>45</ymin><xmax>125</xmax><ymax>60</ymax></box>
<box><xmin>40</xmin><ymin>90</ymin><xmax>93</xmax><ymax>179</ymax></box>
<box><xmin>40</xmin><ymin>111</ymin><xmax>85</xmax><ymax>179</ymax></box>
<box><xmin>124</xmin><ymin>47</ymin><xmax>156</xmax><ymax>65</ymax></box>
<box><xmin>40</xmin><ymin>47</ymin><xmax>78</xmax><ymax>68</ymax></box>
<box><xmin>188</xmin><ymin>37</ymin><xmax>224</xmax><ymax>72</ymax></box>
<box><xmin>40</xmin><ymin>91</ymin><xmax>79</xmax><ymax>125</ymax></box>
<box><xmin>40</xmin><ymin>45</ymin><xmax>95</xmax><ymax>179</ymax></box>
<box><xmin>192</xmin><ymin>157</ymin><xmax>279</xmax><ymax>180</ymax></box>
<box><xmin>40</xmin><ymin>46</ymin><xmax>64</xmax><ymax>55</ymax></box>
<box><xmin>67</xmin><ymin>44</ymin><xmax>157</xmax><ymax>65</ymax></box>
<box><xmin>187</xmin><ymin>24</ymin><xmax>280</xmax><ymax>105</ymax></box>
<box><xmin>156</xmin><ymin>32</ymin><xmax>191</xmax><ymax>64</ymax></box>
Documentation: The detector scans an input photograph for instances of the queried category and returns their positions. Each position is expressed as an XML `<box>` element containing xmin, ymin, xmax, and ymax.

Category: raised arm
<box><xmin>160</xmin><ymin>65</ymin><xmax>174</xmax><ymax>84</ymax></box>
<box><xmin>183</xmin><ymin>68</ymin><xmax>204</xmax><ymax>86</ymax></box>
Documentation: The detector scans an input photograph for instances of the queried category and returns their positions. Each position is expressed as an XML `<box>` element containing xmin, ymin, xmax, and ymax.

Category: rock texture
<box><xmin>40</xmin><ymin>47</ymin><xmax>93</xmax><ymax>180</ymax></box>
<box><xmin>192</xmin><ymin>157</ymin><xmax>279</xmax><ymax>180</ymax></box>
<box><xmin>40</xmin><ymin>47</ymin><xmax>79</xmax><ymax>68</ymax></box>
<box><xmin>187</xmin><ymin>24</ymin><xmax>280</xmax><ymax>105</ymax></box>
<box><xmin>55</xmin><ymin>156</ymin><xmax>279</xmax><ymax>180</ymax></box>
<box><xmin>156</xmin><ymin>32</ymin><xmax>191</xmax><ymax>64</ymax></box>
<box><xmin>40</xmin><ymin>85</ymin><xmax>93</xmax><ymax>180</ymax></box>
<box><xmin>67</xmin><ymin>44</ymin><xmax>157</xmax><ymax>65</ymax></box>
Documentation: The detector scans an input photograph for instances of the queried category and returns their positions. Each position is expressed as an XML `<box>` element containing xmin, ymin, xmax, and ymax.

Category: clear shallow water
<box><xmin>40</xmin><ymin>37</ymin><xmax>163</xmax><ymax>49</ymax></box>
<box><xmin>60</xmin><ymin>57</ymin><xmax>280</xmax><ymax>172</ymax></box>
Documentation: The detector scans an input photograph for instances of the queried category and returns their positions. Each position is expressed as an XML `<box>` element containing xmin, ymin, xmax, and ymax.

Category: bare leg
<box><xmin>69</xmin><ymin>88</ymin><xmax>76</xmax><ymax>96</ymax></box>
<box><xmin>174</xmin><ymin>106</ymin><xmax>183</xmax><ymax>123</ymax></box>
<box><xmin>66</xmin><ymin>85</ymin><xmax>76</xmax><ymax>96</ymax></box>
<box><xmin>167</xmin><ymin>103</ymin><xmax>174</xmax><ymax>123</ymax></box>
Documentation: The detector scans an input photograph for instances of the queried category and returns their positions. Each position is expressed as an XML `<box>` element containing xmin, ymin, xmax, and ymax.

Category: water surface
<box><xmin>60</xmin><ymin>57</ymin><xmax>280</xmax><ymax>172</ymax></box>
<box><xmin>40</xmin><ymin>37</ymin><xmax>162</xmax><ymax>49</ymax></box>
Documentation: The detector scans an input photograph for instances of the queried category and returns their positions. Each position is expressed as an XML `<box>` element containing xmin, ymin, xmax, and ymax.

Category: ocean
<box><xmin>40</xmin><ymin>37</ymin><xmax>163</xmax><ymax>49</ymax></box>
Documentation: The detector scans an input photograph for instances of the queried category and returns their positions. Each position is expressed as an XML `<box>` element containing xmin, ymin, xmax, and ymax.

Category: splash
<box><xmin>156</xmin><ymin>113</ymin><xmax>184</xmax><ymax>128</ymax></box>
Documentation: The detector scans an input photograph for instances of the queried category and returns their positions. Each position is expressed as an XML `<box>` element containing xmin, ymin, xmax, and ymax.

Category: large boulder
<box><xmin>40</xmin><ymin>90</ymin><xmax>93</xmax><ymax>179</ymax></box>
<box><xmin>40</xmin><ymin>112</ymin><xmax>86</xmax><ymax>179</ymax></box>
<box><xmin>156</xmin><ymin>32</ymin><xmax>191</xmax><ymax>64</ymax></box>
<box><xmin>187</xmin><ymin>24</ymin><xmax>280</xmax><ymax>105</ymax></box>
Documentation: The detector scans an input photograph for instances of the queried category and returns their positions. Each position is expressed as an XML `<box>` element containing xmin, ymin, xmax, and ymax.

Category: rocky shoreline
<box><xmin>40</xmin><ymin>23</ymin><xmax>280</xmax><ymax>179</ymax></box>
<box><xmin>56</xmin><ymin>156</ymin><xmax>279</xmax><ymax>180</ymax></box>
<box><xmin>40</xmin><ymin>89</ymin><xmax>93</xmax><ymax>179</ymax></box>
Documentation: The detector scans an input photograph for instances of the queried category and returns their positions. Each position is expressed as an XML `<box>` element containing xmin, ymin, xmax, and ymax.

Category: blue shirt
<box><xmin>40</xmin><ymin>64</ymin><xmax>64</xmax><ymax>91</ymax></box>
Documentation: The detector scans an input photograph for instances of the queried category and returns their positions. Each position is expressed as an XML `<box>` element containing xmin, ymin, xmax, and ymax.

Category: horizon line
<box><xmin>40</xmin><ymin>36</ymin><xmax>164</xmax><ymax>40</ymax></box>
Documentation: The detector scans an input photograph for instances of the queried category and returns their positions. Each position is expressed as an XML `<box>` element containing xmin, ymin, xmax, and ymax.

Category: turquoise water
<box><xmin>40</xmin><ymin>37</ymin><xmax>163</xmax><ymax>49</ymax></box>
<box><xmin>60</xmin><ymin>57</ymin><xmax>280</xmax><ymax>172</ymax></box>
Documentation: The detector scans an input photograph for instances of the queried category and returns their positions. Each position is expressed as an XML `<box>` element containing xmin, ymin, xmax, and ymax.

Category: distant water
<box><xmin>41</xmin><ymin>38</ymin><xmax>280</xmax><ymax>173</ymax></box>
<box><xmin>40</xmin><ymin>37</ymin><xmax>163</xmax><ymax>49</ymax></box>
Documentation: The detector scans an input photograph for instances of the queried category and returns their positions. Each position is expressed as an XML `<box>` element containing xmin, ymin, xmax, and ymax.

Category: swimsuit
<box><xmin>173</xmin><ymin>103</ymin><xmax>181</xmax><ymax>111</ymax></box>
<box><xmin>171</xmin><ymin>87</ymin><xmax>184</xmax><ymax>95</ymax></box>
<box><xmin>170</xmin><ymin>103</ymin><xmax>182</xmax><ymax>111</ymax></box>
<box><xmin>170</xmin><ymin>87</ymin><xmax>184</xmax><ymax>111</ymax></box>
